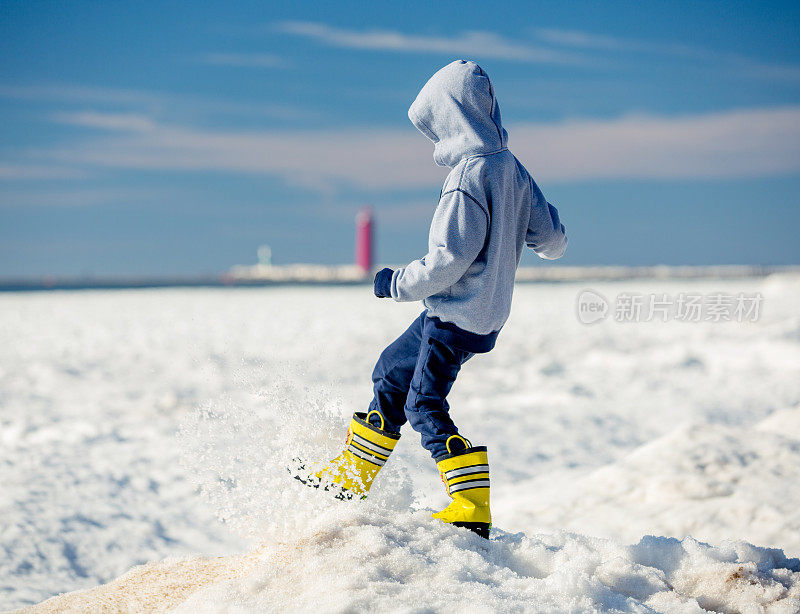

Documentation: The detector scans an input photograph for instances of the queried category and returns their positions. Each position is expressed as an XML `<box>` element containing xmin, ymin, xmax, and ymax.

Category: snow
<box><xmin>504</xmin><ymin>416</ymin><xmax>800</xmax><ymax>558</ymax></box>
<box><xmin>19</xmin><ymin>513</ymin><xmax>800</xmax><ymax>614</ymax></box>
<box><xmin>1</xmin><ymin>275</ymin><xmax>799</xmax><ymax>612</ymax></box>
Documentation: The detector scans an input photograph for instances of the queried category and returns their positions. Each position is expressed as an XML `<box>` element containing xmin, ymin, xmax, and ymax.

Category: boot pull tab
<box><xmin>445</xmin><ymin>434</ymin><xmax>472</xmax><ymax>454</ymax></box>
<box><xmin>365</xmin><ymin>409</ymin><xmax>386</xmax><ymax>431</ymax></box>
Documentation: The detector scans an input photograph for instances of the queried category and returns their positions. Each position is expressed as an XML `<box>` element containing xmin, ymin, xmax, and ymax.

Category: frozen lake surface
<box><xmin>2</xmin><ymin>277</ymin><xmax>799</xmax><ymax>612</ymax></box>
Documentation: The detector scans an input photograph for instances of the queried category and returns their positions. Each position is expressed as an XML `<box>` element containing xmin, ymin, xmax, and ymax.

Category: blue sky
<box><xmin>1</xmin><ymin>0</ymin><xmax>799</xmax><ymax>276</ymax></box>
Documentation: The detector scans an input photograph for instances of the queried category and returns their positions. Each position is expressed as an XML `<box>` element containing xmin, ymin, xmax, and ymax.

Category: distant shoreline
<box><xmin>1</xmin><ymin>265</ymin><xmax>797</xmax><ymax>293</ymax></box>
<box><xmin>0</xmin><ymin>277</ymin><xmax>369</xmax><ymax>292</ymax></box>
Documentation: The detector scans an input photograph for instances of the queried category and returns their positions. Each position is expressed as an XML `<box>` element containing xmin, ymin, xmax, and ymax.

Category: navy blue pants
<box><xmin>367</xmin><ymin>311</ymin><xmax>474</xmax><ymax>458</ymax></box>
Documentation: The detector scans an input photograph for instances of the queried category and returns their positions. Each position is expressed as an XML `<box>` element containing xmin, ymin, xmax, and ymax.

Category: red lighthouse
<box><xmin>355</xmin><ymin>207</ymin><xmax>373</xmax><ymax>275</ymax></box>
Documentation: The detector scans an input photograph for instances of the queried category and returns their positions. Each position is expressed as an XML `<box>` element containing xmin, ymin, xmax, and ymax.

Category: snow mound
<box><xmin>21</xmin><ymin>508</ymin><xmax>800</xmax><ymax>614</ymax></box>
<box><xmin>757</xmin><ymin>406</ymin><xmax>800</xmax><ymax>438</ymax></box>
<box><xmin>503</xmin><ymin>408</ymin><xmax>800</xmax><ymax>556</ymax></box>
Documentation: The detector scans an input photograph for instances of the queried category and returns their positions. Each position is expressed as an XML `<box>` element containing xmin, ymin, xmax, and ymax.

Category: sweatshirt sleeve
<box><xmin>526</xmin><ymin>183</ymin><xmax>567</xmax><ymax>260</ymax></box>
<box><xmin>390</xmin><ymin>190</ymin><xmax>488</xmax><ymax>302</ymax></box>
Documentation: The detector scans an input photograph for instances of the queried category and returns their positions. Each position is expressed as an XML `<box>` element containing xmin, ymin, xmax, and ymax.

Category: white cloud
<box><xmin>275</xmin><ymin>21</ymin><xmax>590</xmax><ymax>66</ymax></box>
<box><xmin>535</xmin><ymin>28</ymin><xmax>706</xmax><ymax>57</ymax></box>
<box><xmin>0</xmin><ymin>83</ymin><xmax>162</xmax><ymax>106</ymax></box>
<box><xmin>535</xmin><ymin>28</ymin><xmax>800</xmax><ymax>83</ymax></box>
<box><xmin>273</xmin><ymin>21</ymin><xmax>800</xmax><ymax>83</ymax></box>
<box><xmin>53</xmin><ymin>111</ymin><xmax>156</xmax><ymax>132</ymax></box>
<box><xmin>0</xmin><ymin>83</ymin><xmax>313</xmax><ymax>123</ymax></box>
<box><xmin>46</xmin><ymin>125</ymin><xmax>441</xmax><ymax>190</ymax></box>
<box><xmin>202</xmin><ymin>53</ymin><xmax>283</xmax><ymax>68</ymax></box>
<box><xmin>513</xmin><ymin>107</ymin><xmax>800</xmax><ymax>181</ymax></box>
<box><xmin>0</xmin><ymin>164</ymin><xmax>87</xmax><ymax>180</ymax></box>
<box><xmin>37</xmin><ymin>106</ymin><xmax>800</xmax><ymax>190</ymax></box>
<box><xmin>0</xmin><ymin>186</ymin><xmax>172</xmax><ymax>208</ymax></box>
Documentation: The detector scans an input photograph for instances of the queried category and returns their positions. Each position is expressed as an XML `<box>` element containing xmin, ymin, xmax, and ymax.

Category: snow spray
<box><xmin>177</xmin><ymin>367</ymin><xmax>414</xmax><ymax>541</ymax></box>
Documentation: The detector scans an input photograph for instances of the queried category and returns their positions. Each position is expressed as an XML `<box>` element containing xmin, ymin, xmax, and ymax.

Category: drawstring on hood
<box><xmin>408</xmin><ymin>60</ymin><xmax>508</xmax><ymax>168</ymax></box>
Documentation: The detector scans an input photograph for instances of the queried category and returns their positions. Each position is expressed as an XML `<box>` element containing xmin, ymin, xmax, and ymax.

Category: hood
<box><xmin>408</xmin><ymin>60</ymin><xmax>508</xmax><ymax>168</ymax></box>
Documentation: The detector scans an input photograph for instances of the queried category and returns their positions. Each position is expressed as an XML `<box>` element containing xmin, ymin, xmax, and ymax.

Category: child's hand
<box><xmin>373</xmin><ymin>268</ymin><xmax>394</xmax><ymax>298</ymax></box>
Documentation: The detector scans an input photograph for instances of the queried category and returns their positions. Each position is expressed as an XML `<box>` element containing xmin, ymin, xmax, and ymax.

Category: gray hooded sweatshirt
<box><xmin>389</xmin><ymin>60</ymin><xmax>567</xmax><ymax>337</ymax></box>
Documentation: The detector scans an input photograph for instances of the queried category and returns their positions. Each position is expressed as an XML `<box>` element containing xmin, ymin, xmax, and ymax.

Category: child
<box><xmin>304</xmin><ymin>60</ymin><xmax>567</xmax><ymax>539</ymax></box>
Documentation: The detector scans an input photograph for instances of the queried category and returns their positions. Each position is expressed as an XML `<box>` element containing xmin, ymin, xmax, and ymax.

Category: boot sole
<box><xmin>287</xmin><ymin>459</ymin><xmax>359</xmax><ymax>501</ymax></box>
<box><xmin>452</xmin><ymin>522</ymin><xmax>491</xmax><ymax>539</ymax></box>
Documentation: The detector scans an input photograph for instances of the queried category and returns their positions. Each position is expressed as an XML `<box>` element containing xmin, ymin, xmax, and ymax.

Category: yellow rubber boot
<box><xmin>308</xmin><ymin>411</ymin><xmax>400</xmax><ymax>499</ymax></box>
<box><xmin>432</xmin><ymin>435</ymin><xmax>491</xmax><ymax>538</ymax></box>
